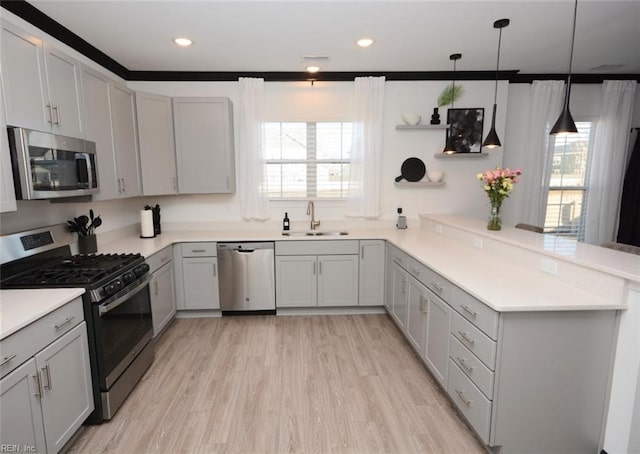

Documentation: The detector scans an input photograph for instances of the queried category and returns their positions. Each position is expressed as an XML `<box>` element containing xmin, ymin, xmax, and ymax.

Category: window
<box><xmin>543</xmin><ymin>121</ymin><xmax>595</xmax><ymax>241</ymax></box>
<box><xmin>265</xmin><ymin>122</ymin><xmax>352</xmax><ymax>199</ymax></box>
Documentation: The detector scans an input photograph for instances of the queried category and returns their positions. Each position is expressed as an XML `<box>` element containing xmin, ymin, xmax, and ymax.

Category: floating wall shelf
<box><xmin>396</xmin><ymin>124</ymin><xmax>449</xmax><ymax>131</ymax></box>
<box><xmin>394</xmin><ymin>181</ymin><xmax>446</xmax><ymax>188</ymax></box>
<box><xmin>434</xmin><ymin>152</ymin><xmax>489</xmax><ymax>159</ymax></box>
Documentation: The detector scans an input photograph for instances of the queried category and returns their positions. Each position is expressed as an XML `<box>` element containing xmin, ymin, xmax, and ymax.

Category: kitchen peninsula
<box><xmin>91</xmin><ymin>213</ymin><xmax>637</xmax><ymax>453</ymax></box>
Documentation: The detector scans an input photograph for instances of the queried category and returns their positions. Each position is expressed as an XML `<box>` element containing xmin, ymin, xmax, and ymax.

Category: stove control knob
<box><xmin>122</xmin><ymin>271</ymin><xmax>136</xmax><ymax>284</ymax></box>
<box><xmin>103</xmin><ymin>278</ymin><xmax>123</xmax><ymax>297</ymax></box>
<box><xmin>134</xmin><ymin>263</ymin><xmax>150</xmax><ymax>277</ymax></box>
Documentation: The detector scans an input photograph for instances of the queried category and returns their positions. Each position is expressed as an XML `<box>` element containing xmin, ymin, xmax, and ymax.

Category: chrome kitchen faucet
<box><xmin>307</xmin><ymin>201</ymin><xmax>320</xmax><ymax>230</ymax></box>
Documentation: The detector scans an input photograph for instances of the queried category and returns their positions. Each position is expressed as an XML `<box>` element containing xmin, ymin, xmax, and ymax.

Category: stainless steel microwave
<box><xmin>7</xmin><ymin>127</ymin><xmax>98</xmax><ymax>200</ymax></box>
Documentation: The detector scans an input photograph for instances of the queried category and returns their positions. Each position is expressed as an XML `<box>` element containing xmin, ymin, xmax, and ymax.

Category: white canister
<box><xmin>140</xmin><ymin>210</ymin><xmax>155</xmax><ymax>238</ymax></box>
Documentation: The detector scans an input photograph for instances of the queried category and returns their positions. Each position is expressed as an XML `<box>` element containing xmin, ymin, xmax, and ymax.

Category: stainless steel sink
<box><xmin>282</xmin><ymin>231</ymin><xmax>348</xmax><ymax>236</ymax></box>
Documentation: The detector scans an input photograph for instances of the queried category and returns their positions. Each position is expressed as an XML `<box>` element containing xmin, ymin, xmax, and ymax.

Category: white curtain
<box><xmin>346</xmin><ymin>76</ymin><xmax>385</xmax><ymax>219</ymax></box>
<box><xmin>584</xmin><ymin>80</ymin><xmax>637</xmax><ymax>245</ymax></box>
<box><xmin>238</xmin><ymin>77</ymin><xmax>270</xmax><ymax>221</ymax></box>
<box><xmin>514</xmin><ymin>80</ymin><xmax>565</xmax><ymax>227</ymax></box>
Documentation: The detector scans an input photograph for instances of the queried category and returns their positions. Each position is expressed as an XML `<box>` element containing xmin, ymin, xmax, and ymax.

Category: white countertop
<box><xmin>0</xmin><ymin>288</ymin><xmax>85</xmax><ymax>340</ymax></box>
<box><xmin>97</xmin><ymin>221</ymin><xmax>630</xmax><ymax>313</ymax></box>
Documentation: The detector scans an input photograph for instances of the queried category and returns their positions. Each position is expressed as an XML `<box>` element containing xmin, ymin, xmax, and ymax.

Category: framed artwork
<box><xmin>446</xmin><ymin>108</ymin><xmax>484</xmax><ymax>153</ymax></box>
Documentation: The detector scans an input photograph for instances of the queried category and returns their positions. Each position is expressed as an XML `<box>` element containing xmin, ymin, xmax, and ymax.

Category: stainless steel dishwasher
<box><xmin>217</xmin><ymin>242</ymin><xmax>276</xmax><ymax>314</ymax></box>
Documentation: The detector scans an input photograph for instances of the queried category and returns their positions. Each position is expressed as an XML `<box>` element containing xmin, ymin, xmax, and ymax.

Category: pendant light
<box><xmin>550</xmin><ymin>0</ymin><xmax>579</xmax><ymax>135</ymax></box>
<box><xmin>443</xmin><ymin>53</ymin><xmax>462</xmax><ymax>154</ymax></box>
<box><xmin>482</xmin><ymin>18</ymin><xmax>510</xmax><ymax>149</ymax></box>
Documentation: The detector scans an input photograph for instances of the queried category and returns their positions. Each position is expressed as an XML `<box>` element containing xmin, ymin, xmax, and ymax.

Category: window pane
<box><xmin>549</xmin><ymin>122</ymin><xmax>592</xmax><ymax>187</ymax></box>
<box><xmin>264</xmin><ymin>123</ymin><xmax>283</xmax><ymax>160</ymax></box>
<box><xmin>317</xmin><ymin>163</ymin><xmax>347</xmax><ymax>198</ymax></box>
<box><xmin>342</xmin><ymin>123</ymin><xmax>353</xmax><ymax>160</ymax></box>
<box><xmin>281</xmin><ymin>163</ymin><xmax>307</xmax><ymax>198</ymax></box>
<box><xmin>544</xmin><ymin>189</ymin><xmax>586</xmax><ymax>239</ymax></box>
<box><xmin>281</xmin><ymin>122</ymin><xmax>307</xmax><ymax>160</ymax></box>
<box><xmin>317</xmin><ymin>122</ymin><xmax>344</xmax><ymax>160</ymax></box>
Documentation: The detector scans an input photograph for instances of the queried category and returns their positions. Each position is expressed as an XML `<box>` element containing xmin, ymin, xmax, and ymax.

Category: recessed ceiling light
<box><xmin>174</xmin><ymin>37</ymin><xmax>192</xmax><ymax>47</ymax></box>
<box><xmin>357</xmin><ymin>38</ymin><xmax>374</xmax><ymax>48</ymax></box>
<box><xmin>306</xmin><ymin>66</ymin><xmax>320</xmax><ymax>73</ymax></box>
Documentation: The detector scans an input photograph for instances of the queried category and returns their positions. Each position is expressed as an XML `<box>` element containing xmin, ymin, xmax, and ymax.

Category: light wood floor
<box><xmin>69</xmin><ymin>315</ymin><xmax>484</xmax><ymax>453</ymax></box>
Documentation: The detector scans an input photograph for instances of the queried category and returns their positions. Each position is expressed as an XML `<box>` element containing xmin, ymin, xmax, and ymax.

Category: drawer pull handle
<box><xmin>54</xmin><ymin>316</ymin><xmax>76</xmax><ymax>329</ymax></box>
<box><xmin>160</xmin><ymin>256</ymin><xmax>170</xmax><ymax>263</ymax></box>
<box><xmin>461</xmin><ymin>305</ymin><xmax>477</xmax><ymax>317</ymax></box>
<box><xmin>431</xmin><ymin>282</ymin><xmax>443</xmax><ymax>293</ymax></box>
<box><xmin>458</xmin><ymin>357</ymin><xmax>475</xmax><ymax>373</ymax></box>
<box><xmin>1</xmin><ymin>354</ymin><xmax>17</xmax><ymax>366</ymax></box>
<box><xmin>412</xmin><ymin>268</ymin><xmax>421</xmax><ymax>276</ymax></box>
<box><xmin>191</xmin><ymin>249</ymin><xmax>206</xmax><ymax>253</ymax></box>
<box><xmin>458</xmin><ymin>331</ymin><xmax>476</xmax><ymax>345</ymax></box>
<box><xmin>419</xmin><ymin>296</ymin><xmax>429</xmax><ymax>313</ymax></box>
<box><xmin>455</xmin><ymin>388</ymin><xmax>472</xmax><ymax>406</ymax></box>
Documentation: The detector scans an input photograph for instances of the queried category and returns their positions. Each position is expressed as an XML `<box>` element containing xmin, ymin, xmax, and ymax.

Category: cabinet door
<box><xmin>136</xmin><ymin>92</ymin><xmax>178</xmax><ymax>195</ymax></box>
<box><xmin>0</xmin><ymin>75</ymin><xmax>17</xmax><ymax>213</ymax></box>
<box><xmin>173</xmin><ymin>98</ymin><xmax>235</xmax><ymax>194</ymax></box>
<box><xmin>151</xmin><ymin>262</ymin><xmax>176</xmax><ymax>337</ymax></box>
<box><xmin>182</xmin><ymin>257</ymin><xmax>220</xmax><ymax>310</ymax></box>
<box><xmin>391</xmin><ymin>262</ymin><xmax>409</xmax><ymax>330</ymax></box>
<box><xmin>406</xmin><ymin>276</ymin><xmax>428</xmax><ymax>356</ymax></box>
<box><xmin>0</xmin><ymin>358</ymin><xmax>46</xmax><ymax>453</ymax></box>
<box><xmin>359</xmin><ymin>240</ymin><xmax>385</xmax><ymax>306</ymax></box>
<box><xmin>0</xmin><ymin>21</ymin><xmax>50</xmax><ymax>132</ymax></box>
<box><xmin>109</xmin><ymin>83</ymin><xmax>141</xmax><ymax>197</ymax></box>
<box><xmin>35</xmin><ymin>322</ymin><xmax>93</xmax><ymax>454</ymax></box>
<box><xmin>384</xmin><ymin>243</ymin><xmax>394</xmax><ymax>311</ymax></box>
<box><xmin>82</xmin><ymin>66</ymin><xmax>119</xmax><ymax>200</ymax></box>
<box><xmin>275</xmin><ymin>256</ymin><xmax>317</xmax><ymax>307</ymax></box>
<box><xmin>317</xmin><ymin>255</ymin><xmax>359</xmax><ymax>307</ymax></box>
<box><xmin>424</xmin><ymin>293</ymin><xmax>452</xmax><ymax>387</ymax></box>
<box><xmin>43</xmin><ymin>43</ymin><xmax>84</xmax><ymax>138</ymax></box>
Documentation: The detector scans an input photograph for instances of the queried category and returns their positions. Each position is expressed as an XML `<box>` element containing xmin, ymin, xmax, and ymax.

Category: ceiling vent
<box><xmin>301</xmin><ymin>56</ymin><xmax>330</xmax><ymax>62</ymax></box>
<box><xmin>590</xmin><ymin>64</ymin><xmax>625</xmax><ymax>71</ymax></box>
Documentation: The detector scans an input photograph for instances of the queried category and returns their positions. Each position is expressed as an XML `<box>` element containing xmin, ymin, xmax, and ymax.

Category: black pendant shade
<box><xmin>550</xmin><ymin>0</ymin><xmax>579</xmax><ymax>135</ymax></box>
<box><xmin>443</xmin><ymin>53</ymin><xmax>462</xmax><ymax>154</ymax></box>
<box><xmin>482</xmin><ymin>18</ymin><xmax>509</xmax><ymax>149</ymax></box>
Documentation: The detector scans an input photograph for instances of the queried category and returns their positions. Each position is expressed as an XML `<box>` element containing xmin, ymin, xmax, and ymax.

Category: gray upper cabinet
<box><xmin>1</xmin><ymin>21</ymin><xmax>84</xmax><ymax>138</ymax></box>
<box><xmin>136</xmin><ymin>92</ymin><xmax>177</xmax><ymax>196</ymax></box>
<box><xmin>173</xmin><ymin>97</ymin><xmax>235</xmax><ymax>194</ymax></box>
<box><xmin>82</xmin><ymin>66</ymin><xmax>141</xmax><ymax>200</ymax></box>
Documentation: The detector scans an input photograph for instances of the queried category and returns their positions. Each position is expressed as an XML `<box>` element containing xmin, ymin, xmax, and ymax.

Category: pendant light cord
<box><xmin>452</xmin><ymin>59</ymin><xmax>457</xmax><ymax>109</ymax></box>
<box><xmin>493</xmin><ymin>27</ymin><xmax>502</xmax><ymax>105</ymax></box>
<box><xmin>564</xmin><ymin>0</ymin><xmax>578</xmax><ymax>104</ymax></box>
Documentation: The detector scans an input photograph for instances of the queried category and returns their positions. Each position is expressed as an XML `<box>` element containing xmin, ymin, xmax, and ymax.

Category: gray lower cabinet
<box><xmin>0</xmin><ymin>317</ymin><xmax>93</xmax><ymax>454</ymax></box>
<box><xmin>384</xmin><ymin>243</ymin><xmax>619</xmax><ymax>452</ymax></box>
<box><xmin>358</xmin><ymin>240</ymin><xmax>385</xmax><ymax>306</ymax></box>
<box><xmin>175</xmin><ymin>243</ymin><xmax>220</xmax><ymax>311</ymax></box>
<box><xmin>148</xmin><ymin>246</ymin><xmax>176</xmax><ymax>336</ymax></box>
<box><xmin>275</xmin><ymin>241</ymin><xmax>359</xmax><ymax>308</ymax></box>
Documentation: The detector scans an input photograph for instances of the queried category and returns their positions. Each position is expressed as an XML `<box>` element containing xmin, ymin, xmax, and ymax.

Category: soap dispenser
<box><xmin>283</xmin><ymin>212</ymin><xmax>290</xmax><ymax>231</ymax></box>
<box><xmin>396</xmin><ymin>208</ymin><xmax>407</xmax><ymax>229</ymax></box>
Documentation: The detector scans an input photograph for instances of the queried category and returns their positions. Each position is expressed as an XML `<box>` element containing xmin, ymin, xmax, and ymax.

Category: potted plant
<box><xmin>67</xmin><ymin>209</ymin><xmax>102</xmax><ymax>254</ymax></box>
<box><xmin>431</xmin><ymin>84</ymin><xmax>464</xmax><ymax>125</ymax></box>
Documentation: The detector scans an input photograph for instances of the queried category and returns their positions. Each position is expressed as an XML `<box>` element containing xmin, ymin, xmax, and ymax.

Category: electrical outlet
<box><xmin>541</xmin><ymin>258</ymin><xmax>558</xmax><ymax>275</ymax></box>
<box><xmin>473</xmin><ymin>238</ymin><xmax>483</xmax><ymax>249</ymax></box>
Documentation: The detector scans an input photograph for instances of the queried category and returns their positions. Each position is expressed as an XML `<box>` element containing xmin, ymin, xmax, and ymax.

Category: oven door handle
<box><xmin>98</xmin><ymin>274</ymin><xmax>151</xmax><ymax>316</ymax></box>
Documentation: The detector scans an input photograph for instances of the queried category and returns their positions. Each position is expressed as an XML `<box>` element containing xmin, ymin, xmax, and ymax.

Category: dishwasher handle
<box><xmin>236</xmin><ymin>249</ymin><xmax>255</xmax><ymax>253</ymax></box>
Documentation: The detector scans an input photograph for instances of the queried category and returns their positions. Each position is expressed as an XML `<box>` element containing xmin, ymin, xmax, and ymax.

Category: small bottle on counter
<box><xmin>396</xmin><ymin>208</ymin><xmax>407</xmax><ymax>229</ymax></box>
<box><xmin>283</xmin><ymin>212</ymin><xmax>290</xmax><ymax>231</ymax></box>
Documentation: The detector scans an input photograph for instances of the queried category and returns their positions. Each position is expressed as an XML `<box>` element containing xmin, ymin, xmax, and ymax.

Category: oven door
<box><xmin>92</xmin><ymin>275</ymin><xmax>153</xmax><ymax>390</ymax></box>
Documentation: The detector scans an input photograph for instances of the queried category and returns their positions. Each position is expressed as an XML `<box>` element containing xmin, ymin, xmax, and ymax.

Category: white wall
<box><xmin>128</xmin><ymin>79</ymin><xmax>507</xmax><ymax>227</ymax></box>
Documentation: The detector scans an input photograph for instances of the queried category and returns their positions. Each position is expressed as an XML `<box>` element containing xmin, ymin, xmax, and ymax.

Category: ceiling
<box><xmin>24</xmin><ymin>0</ymin><xmax>640</xmax><ymax>75</ymax></box>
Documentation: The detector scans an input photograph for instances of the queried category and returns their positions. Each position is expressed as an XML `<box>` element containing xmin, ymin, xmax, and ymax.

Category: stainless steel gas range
<box><xmin>0</xmin><ymin>224</ymin><xmax>154</xmax><ymax>423</ymax></box>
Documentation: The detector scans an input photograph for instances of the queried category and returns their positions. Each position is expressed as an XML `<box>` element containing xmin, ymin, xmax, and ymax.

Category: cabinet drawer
<box><xmin>275</xmin><ymin>240</ymin><xmax>359</xmax><ymax>256</ymax></box>
<box><xmin>0</xmin><ymin>297</ymin><xmax>84</xmax><ymax>379</ymax></box>
<box><xmin>451</xmin><ymin>286</ymin><xmax>499</xmax><ymax>340</ymax></box>
<box><xmin>450</xmin><ymin>334</ymin><xmax>494</xmax><ymax>399</ymax></box>
<box><xmin>147</xmin><ymin>246</ymin><xmax>172</xmax><ymax>272</ymax></box>
<box><xmin>415</xmin><ymin>265</ymin><xmax>453</xmax><ymax>303</ymax></box>
<box><xmin>451</xmin><ymin>311</ymin><xmax>497</xmax><ymax>370</ymax></box>
<box><xmin>448</xmin><ymin>359</ymin><xmax>492</xmax><ymax>444</ymax></box>
<box><xmin>180</xmin><ymin>242</ymin><xmax>217</xmax><ymax>257</ymax></box>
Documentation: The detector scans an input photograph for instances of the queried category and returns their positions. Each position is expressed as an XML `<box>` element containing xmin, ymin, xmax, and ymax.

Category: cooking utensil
<box><xmin>395</xmin><ymin>157</ymin><xmax>426</xmax><ymax>182</ymax></box>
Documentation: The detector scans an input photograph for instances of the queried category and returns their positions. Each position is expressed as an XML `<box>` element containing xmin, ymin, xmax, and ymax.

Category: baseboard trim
<box><xmin>276</xmin><ymin>306</ymin><xmax>387</xmax><ymax>316</ymax></box>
